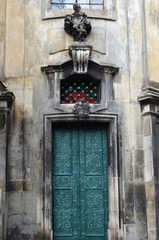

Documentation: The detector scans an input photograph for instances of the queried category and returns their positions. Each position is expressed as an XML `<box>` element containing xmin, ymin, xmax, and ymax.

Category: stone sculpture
<box><xmin>64</xmin><ymin>3</ymin><xmax>91</xmax><ymax>42</ymax></box>
<box><xmin>74</xmin><ymin>99</ymin><xmax>90</xmax><ymax>120</ymax></box>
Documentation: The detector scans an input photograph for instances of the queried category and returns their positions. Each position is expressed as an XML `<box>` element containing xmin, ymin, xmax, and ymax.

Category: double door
<box><xmin>52</xmin><ymin>123</ymin><xmax>108</xmax><ymax>239</ymax></box>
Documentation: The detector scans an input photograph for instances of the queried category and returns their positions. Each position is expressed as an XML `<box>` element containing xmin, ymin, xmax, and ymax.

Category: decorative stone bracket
<box><xmin>69</xmin><ymin>42</ymin><xmax>92</xmax><ymax>74</ymax></box>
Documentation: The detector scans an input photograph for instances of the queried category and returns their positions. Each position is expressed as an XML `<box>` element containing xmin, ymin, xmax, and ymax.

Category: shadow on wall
<box><xmin>7</xmin><ymin>225</ymin><xmax>50</xmax><ymax>240</ymax></box>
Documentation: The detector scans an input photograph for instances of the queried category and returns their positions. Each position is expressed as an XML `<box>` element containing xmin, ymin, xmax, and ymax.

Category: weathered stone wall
<box><xmin>0</xmin><ymin>0</ymin><xmax>158</xmax><ymax>239</ymax></box>
<box><xmin>0</xmin><ymin>0</ymin><xmax>6</xmax><ymax>81</ymax></box>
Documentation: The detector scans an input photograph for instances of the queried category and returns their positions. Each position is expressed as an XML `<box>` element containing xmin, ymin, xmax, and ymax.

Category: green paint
<box><xmin>52</xmin><ymin>123</ymin><xmax>108</xmax><ymax>240</ymax></box>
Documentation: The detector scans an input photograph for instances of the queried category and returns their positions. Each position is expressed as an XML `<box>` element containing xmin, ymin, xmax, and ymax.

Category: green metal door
<box><xmin>52</xmin><ymin>123</ymin><xmax>108</xmax><ymax>240</ymax></box>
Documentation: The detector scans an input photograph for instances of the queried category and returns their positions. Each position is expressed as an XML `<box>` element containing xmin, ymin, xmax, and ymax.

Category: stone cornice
<box><xmin>138</xmin><ymin>86</ymin><xmax>159</xmax><ymax>104</ymax></box>
<box><xmin>41</xmin><ymin>60</ymin><xmax>119</xmax><ymax>75</ymax></box>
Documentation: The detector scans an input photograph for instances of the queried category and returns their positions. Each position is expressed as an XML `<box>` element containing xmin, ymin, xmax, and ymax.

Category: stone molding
<box><xmin>41</xmin><ymin>60</ymin><xmax>119</xmax><ymax>114</ymax></box>
<box><xmin>138</xmin><ymin>86</ymin><xmax>159</xmax><ymax>104</ymax></box>
<box><xmin>41</xmin><ymin>60</ymin><xmax>119</xmax><ymax>75</ymax></box>
<box><xmin>42</xmin><ymin>113</ymin><xmax>121</xmax><ymax>239</ymax></box>
<box><xmin>138</xmin><ymin>86</ymin><xmax>159</xmax><ymax>117</ymax></box>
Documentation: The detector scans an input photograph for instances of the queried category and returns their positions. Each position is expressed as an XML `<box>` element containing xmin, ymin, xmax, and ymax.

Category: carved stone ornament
<box><xmin>74</xmin><ymin>99</ymin><xmax>90</xmax><ymax>120</ymax></box>
<box><xmin>69</xmin><ymin>43</ymin><xmax>92</xmax><ymax>74</ymax></box>
<box><xmin>64</xmin><ymin>3</ymin><xmax>91</xmax><ymax>42</ymax></box>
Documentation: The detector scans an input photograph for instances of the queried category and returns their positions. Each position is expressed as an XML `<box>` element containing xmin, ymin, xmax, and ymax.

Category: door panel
<box><xmin>52</xmin><ymin>123</ymin><xmax>108</xmax><ymax>240</ymax></box>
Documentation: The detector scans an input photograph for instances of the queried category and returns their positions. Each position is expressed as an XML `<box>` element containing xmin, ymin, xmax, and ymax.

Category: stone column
<box><xmin>139</xmin><ymin>86</ymin><xmax>159</xmax><ymax>239</ymax></box>
<box><xmin>0</xmin><ymin>81</ymin><xmax>14</xmax><ymax>239</ymax></box>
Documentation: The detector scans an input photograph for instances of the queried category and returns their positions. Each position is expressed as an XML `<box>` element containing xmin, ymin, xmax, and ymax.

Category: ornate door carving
<box><xmin>52</xmin><ymin>123</ymin><xmax>108</xmax><ymax>239</ymax></box>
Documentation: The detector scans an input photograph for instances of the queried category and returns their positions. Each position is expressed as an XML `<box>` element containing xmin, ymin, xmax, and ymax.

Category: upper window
<box><xmin>43</xmin><ymin>0</ymin><xmax>116</xmax><ymax>20</ymax></box>
<box><xmin>51</xmin><ymin>0</ymin><xmax>104</xmax><ymax>10</ymax></box>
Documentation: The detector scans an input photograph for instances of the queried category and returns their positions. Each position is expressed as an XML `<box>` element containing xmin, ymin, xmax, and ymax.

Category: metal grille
<box><xmin>61</xmin><ymin>78</ymin><xmax>100</xmax><ymax>104</ymax></box>
<box><xmin>51</xmin><ymin>0</ymin><xmax>104</xmax><ymax>10</ymax></box>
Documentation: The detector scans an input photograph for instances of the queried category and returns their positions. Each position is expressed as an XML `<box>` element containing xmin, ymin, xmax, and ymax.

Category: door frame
<box><xmin>42</xmin><ymin>113</ymin><xmax>121</xmax><ymax>239</ymax></box>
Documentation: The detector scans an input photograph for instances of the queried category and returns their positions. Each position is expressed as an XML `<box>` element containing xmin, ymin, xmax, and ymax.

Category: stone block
<box><xmin>8</xmin><ymin>192</ymin><xmax>23</xmax><ymax>214</ymax></box>
<box><xmin>146</xmin><ymin>184</ymin><xmax>155</xmax><ymax>202</ymax></box>
<box><xmin>5</xmin><ymin>0</ymin><xmax>24</xmax><ymax>78</ymax></box>
<box><xmin>22</xmin><ymin>213</ymin><xmax>32</xmax><ymax>225</ymax></box>
<box><xmin>23</xmin><ymin>181</ymin><xmax>31</xmax><ymax>192</ymax></box>
<box><xmin>144</xmin><ymin>165</ymin><xmax>154</xmax><ymax>182</ymax></box>
<box><xmin>7</xmin><ymin>164</ymin><xmax>22</xmax><ymax>181</ymax></box>
<box><xmin>124</xmin><ymin>182</ymin><xmax>134</xmax><ymax>224</ymax></box>
<box><xmin>121</xmin><ymin>74</ymin><xmax>130</xmax><ymax>101</ymax></box>
<box><xmin>143</xmin><ymin>135</ymin><xmax>152</xmax><ymax>150</ymax></box>
<box><xmin>123</xmin><ymin>150</ymin><xmax>133</xmax><ymax>181</ymax></box>
<box><xmin>147</xmin><ymin>202</ymin><xmax>155</xmax><ymax>215</ymax></box>
<box><xmin>6</xmin><ymin>77</ymin><xmax>24</xmax><ymax>91</ymax></box>
<box><xmin>22</xmin><ymin>192</ymin><xmax>33</xmax><ymax>217</ymax></box>
<box><xmin>135</xmin><ymin>134</ymin><xmax>143</xmax><ymax>149</ymax></box>
<box><xmin>134</xmin><ymin>184</ymin><xmax>146</xmax><ymax>206</ymax></box>
<box><xmin>148</xmin><ymin>214</ymin><xmax>156</xmax><ymax>228</ymax></box>
<box><xmin>143</xmin><ymin>116</ymin><xmax>152</xmax><ymax>136</ymax></box>
<box><xmin>136</xmin><ymin>204</ymin><xmax>146</xmax><ymax>221</ymax></box>
<box><xmin>148</xmin><ymin>228</ymin><xmax>157</xmax><ymax>240</ymax></box>
<box><xmin>134</xmin><ymin>149</ymin><xmax>144</xmax><ymax>165</ymax></box>
<box><xmin>134</xmin><ymin>164</ymin><xmax>144</xmax><ymax>181</ymax></box>
<box><xmin>7</xmin><ymin>181</ymin><xmax>22</xmax><ymax>192</ymax></box>
<box><xmin>8</xmin><ymin>214</ymin><xmax>22</xmax><ymax>228</ymax></box>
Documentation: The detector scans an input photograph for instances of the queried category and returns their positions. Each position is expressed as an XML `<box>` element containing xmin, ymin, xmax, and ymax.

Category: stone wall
<box><xmin>0</xmin><ymin>0</ymin><xmax>159</xmax><ymax>239</ymax></box>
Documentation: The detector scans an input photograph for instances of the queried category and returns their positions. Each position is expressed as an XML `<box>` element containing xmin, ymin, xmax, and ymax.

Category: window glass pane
<box><xmin>51</xmin><ymin>0</ymin><xmax>104</xmax><ymax>10</ymax></box>
<box><xmin>78</xmin><ymin>0</ymin><xmax>89</xmax><ymax>4</ymax></box>
<box><xmin>63</xmin><ymin>0</ymin><xmax>75</xmax><ymax>3</ymax></box>
<box><xmin>51</xmin><ymin>0</ymin><xmax>62</xmax><ymax>3</ymax></box>
<box><xmin>91</xmin><ymin>0</ymin><xmax>103</xmax><ymax>3</ymax></box>
<box><xmin>51</xmin><ymin>3</ymin><xmax>64</xmax><ymax>9</ymax></box>
<box><xmin>81</xmin><ymin>4</ymin><xmax>90</xmax><ymax>9</ymax></box>
<box><xmin>91</xmin><ymin>4</ymin><xmax>103</xmax><ymax>9</ymax></box>
<box><xmin>63</xmin><ymin>4</ymin><xmax>74</xmax><ymax>8</ymax></box>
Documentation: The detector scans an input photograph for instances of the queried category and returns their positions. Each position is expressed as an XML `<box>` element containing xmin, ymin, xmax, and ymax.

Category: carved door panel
<box><xmin>52</xmin><ymin>123</ymin><xmax>108</xmax><ymax>240</ymax></box>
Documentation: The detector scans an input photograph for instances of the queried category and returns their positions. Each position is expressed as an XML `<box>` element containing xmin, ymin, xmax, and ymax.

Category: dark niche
<box><xmin>64</xmin><ymin>3</ymin><xmax>91</xmax><ymax>42</ymax></box>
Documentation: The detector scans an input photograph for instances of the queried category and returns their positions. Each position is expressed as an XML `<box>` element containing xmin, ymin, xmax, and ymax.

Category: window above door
<box><xmin>42</xmin><ymin>0</ymin><xmax>116</xmax><ymax>20</ymax></box>
<box><xmin>61</xmin><ymin>75</ymin><xmax>100</xmax><ymax>104</ymax></box>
